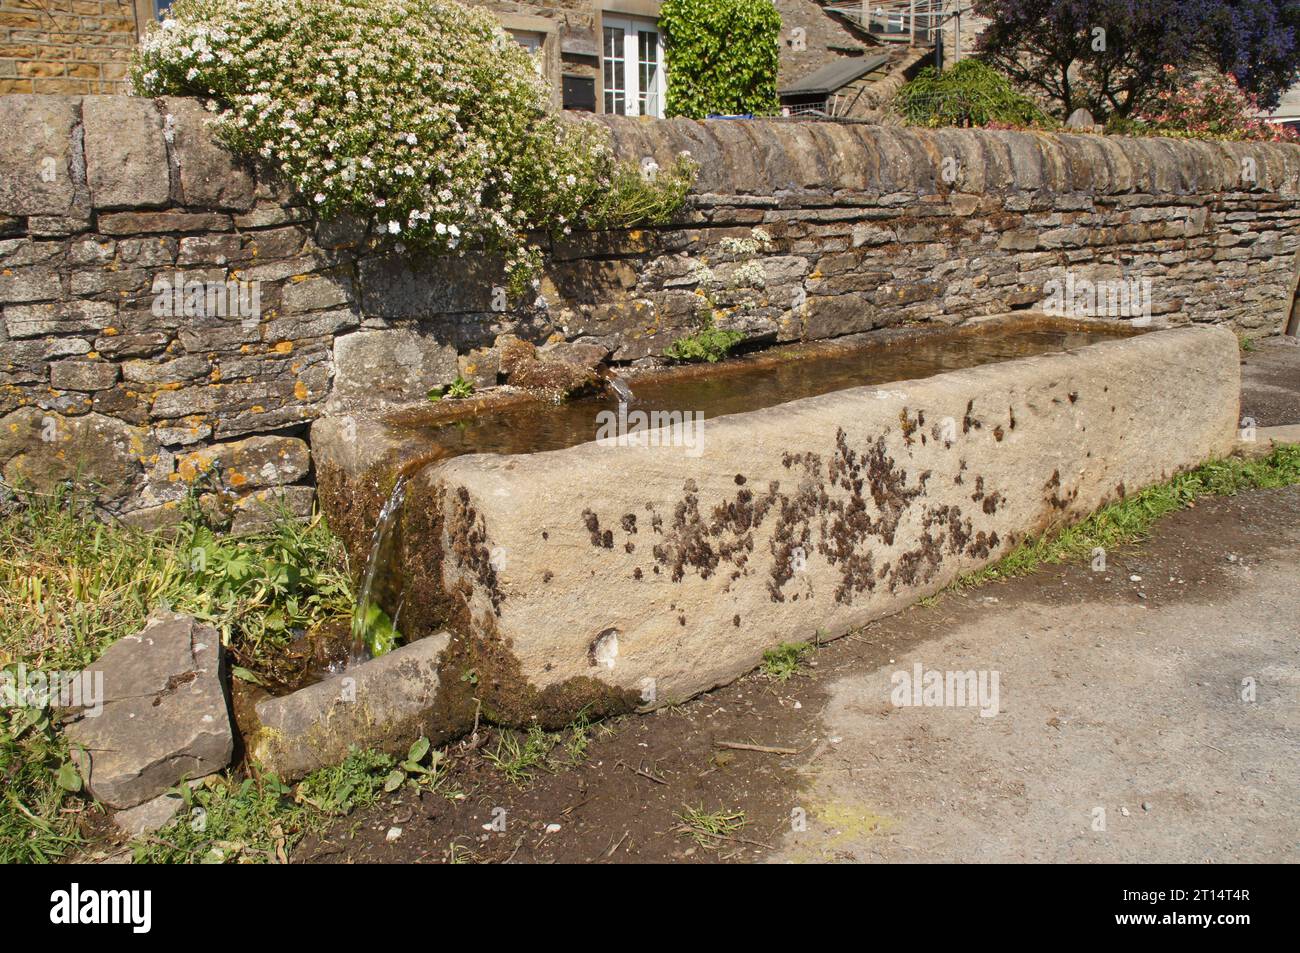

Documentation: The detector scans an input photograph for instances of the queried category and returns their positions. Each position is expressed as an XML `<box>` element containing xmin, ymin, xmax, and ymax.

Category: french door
<box><xmin>602</xmin><ymin>16</ymin><xmax>665</xmax><ymax>117</ymax></box>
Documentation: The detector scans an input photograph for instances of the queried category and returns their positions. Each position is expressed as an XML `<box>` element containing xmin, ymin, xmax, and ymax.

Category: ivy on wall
<box><xmin>659</xmin><ymin>0</ymin><xmax>781</xmax><ymax>119</ymax></box>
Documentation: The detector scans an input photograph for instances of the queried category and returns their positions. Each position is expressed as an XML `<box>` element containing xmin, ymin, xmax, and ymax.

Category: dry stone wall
<box><xmin>2</xmin><ymin>93</ymin><xmax>1298</xmax><ymax>523</ymax></box>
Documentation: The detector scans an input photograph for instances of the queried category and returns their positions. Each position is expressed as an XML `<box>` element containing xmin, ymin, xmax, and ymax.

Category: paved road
<box><xmin>775</xmin><ymin>336</ymin><xmax>1300</xmax><ymax>863</ymax></box>
<box><xmin>775</xmin><ymin>486</ymin><xmax>1300</xmax><ymax>862</ymax></box>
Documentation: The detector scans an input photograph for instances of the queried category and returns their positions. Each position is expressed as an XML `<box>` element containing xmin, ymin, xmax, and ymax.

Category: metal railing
<box><xmin>823</xmin><ymin>0</ymin><xmax>965</xmax><ymax>51</ymax></box>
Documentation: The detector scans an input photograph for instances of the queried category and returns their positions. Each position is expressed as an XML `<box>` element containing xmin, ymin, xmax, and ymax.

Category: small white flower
<box><xmin>387</xmin><ymin>220</ymin><xmax>401</xmax><ymax>234</ymax></box>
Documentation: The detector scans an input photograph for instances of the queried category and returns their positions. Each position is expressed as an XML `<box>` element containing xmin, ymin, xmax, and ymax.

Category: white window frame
<box><xmin>508</xmin><ymin>28</ymin><xmax>547</xmax><ymax>78</ymax></box>
<box><xmin>602</xmin><ymin>15</ymin><xmax>665</xmax><ymax>118</ymax></box>
<box><xmin>497</xmin><ymin>13</ymin><xmax>561</xmax><ymax>109</ymax></box>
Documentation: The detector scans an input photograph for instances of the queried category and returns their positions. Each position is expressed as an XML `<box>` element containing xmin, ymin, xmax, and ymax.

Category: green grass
<box><xmin>294</xmin><ymin>747</ymin><xmax>396</xmax><ymax>817</ymax></box>
<box><xmin>483</xmin><ymin>724</ymin><xmax>561</xmax><ymax>786</ymax></box>
<box><xmin>959</xmin><ymin>444</ymin><xmax>1300</xmax><ymax>589</ymax></box>
<box><xmin>0</xmin><ymin>706</ymin><xmax>84</xmax><ymax>863</ymax></box>
<box><xmin>0</xmin><ymin>485</ymin><xmax>355</xmax><ymax>863</ymax></box>
<box><xmin>130</xmin><ymin>773</ymin><xmax>303</xmax><ymax>864</ymax></box>
<box><xmin>761</xmin><ymin>641</ymin><xmax>812</xmax><ymax>682</ymax></box>
<box><xmin>665</xmin><ymin>323</ymin><xmax>745</xmax><ymax>364</ymax></box>
<box><xmin>674</xmin><ymin>805</ymin><xmax>747</xmax><ymax>848</ymax></box>
<box><xmin>482</xmin><ymin>709</ymin><xmax>611</xmax><ymax>786</ymax></box>
<box><xmin>0</xmin><ymin>485</ymin><xmax>353</xmax><ymax>680</ymax></box>
<box><xmin>130</xmin><ymin>742</ymin><xmax>444</xmax><ymax>864</ymax></box>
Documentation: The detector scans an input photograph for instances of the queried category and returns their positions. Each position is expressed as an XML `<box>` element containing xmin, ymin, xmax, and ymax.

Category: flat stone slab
<box><xmin>1237</xmin><ymin>424</ymin><xmax>1300</xmax><ymax>458</ymax></box>
<box><xmin>112</xmin><ymin>788</ymin><xmax>187</xmax><ymax>838</ymax></box>
<box><xmin>65</xmin><ymin>612</ymin><xmax>233</xmax><ymax>809</ymax></box>
<box><xmin>250</xmin><ymin>632</ymin><xmax>451</xmax><ymax>781</ymax></box>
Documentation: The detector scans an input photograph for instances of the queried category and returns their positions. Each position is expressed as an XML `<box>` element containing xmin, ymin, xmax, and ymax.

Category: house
<box><xmin>1261</xmin><ymin>83</ymin><xmax>1300</xmax><ymax>132</ymax></box>
<box><xmin>776</xmin><ymin>1</ymin><xmax>986</xmax><ymax>118</ymax></box>
<box><xmin>0</xmin><ymin>0</ymin><xmax>955</xmax><ymax>118</ymax></box>
<box><xmin>0</xmin><ymin>0</ymin><xmax>163</xmax><ymax>94</ymax></box>
<box><xmin>464</xmin><ymin>0</ymin><xmax>924</xmax><ymax>117</ymax></box>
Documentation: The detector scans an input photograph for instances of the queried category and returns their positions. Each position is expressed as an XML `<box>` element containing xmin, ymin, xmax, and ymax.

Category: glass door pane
<box><xmin>603</xmin><ymin>26</ymin><xmax>626</xmax><ymax>115</ymax></box>
<box><xmin>637</xmin><ymin>28</ymin><xmax>661</xmax><ymax>117</ymax></box>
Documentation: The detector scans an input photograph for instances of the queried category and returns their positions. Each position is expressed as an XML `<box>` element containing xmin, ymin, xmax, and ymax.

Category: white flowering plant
<box><xmin>133</xmin><ymin>0</ymin><xmax>693</xmax><ymax>294</ymax></box>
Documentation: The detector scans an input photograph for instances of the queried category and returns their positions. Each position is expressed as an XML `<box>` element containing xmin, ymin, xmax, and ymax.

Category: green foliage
<box><xmin>664</xmin><ymin>319</ymin><xmax>744</xmax><ymax>363</ymax></box>
<box><xmin>761</xmin><ymin>640</ymin><xmax>812</xmax><ymax>682</ymax></box>
<box><xmin>0</xmin><ymin>705</ymin><xmax>85</xmax><ymax>863</ymax></box>
<box><xmin>381</xmin><ymin>736</ymin><xmax>444</xmax><ymax>792</ymax></box>
<box><xmin>131</xmin><ymin>773</ymin><xmax>300</xmax><ymax>864</ymax></box>
<box><xmin>180</xmin><ymin>514</ymin><xmax>353</xmax><ymax>671</ymax></box>
<box><xmin>295</xmin><ymin>746</ymin><xmax>395</xmax><ymax>815</ymax></box>
<box><xmin>428</xmin><ymin>376</ymin><xmax>475</xmax><ymax>401</ymax></box>
<box><xmin>660</xmin><ymin>0</ymin><xmax>780</xmax><ymax>118</ymax></box>
<box><xmin>894</xmin><ymin>60</ymin><xmax>1055</xmax><ymax>130</ymax></box>
<box><xmin>591</xmin><ymin>153</ymin><xmax>700</xmax><ymax>229</ymax></box>
<box><xmin>0</xmin><ymin>485</ymin><xmax>353</xmax><ymax>679</ymax></box>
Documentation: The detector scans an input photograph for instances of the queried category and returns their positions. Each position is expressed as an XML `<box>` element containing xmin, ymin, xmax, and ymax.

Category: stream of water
<box><xmin>347</xmin><ymin>474</ymin><xmax>408</xmax><ymax>666</ymax></box>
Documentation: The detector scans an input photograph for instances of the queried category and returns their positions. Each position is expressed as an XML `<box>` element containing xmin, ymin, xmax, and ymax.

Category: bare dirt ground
<box><xmin>1241</xmin><ymin>336</ymin><xmax>1300</xmax><ymax>427</ymax></box>
<box><xmin>303</xmin><ymin>337</ymin><xmax>1299</xmax><ymax>864</ymax></box>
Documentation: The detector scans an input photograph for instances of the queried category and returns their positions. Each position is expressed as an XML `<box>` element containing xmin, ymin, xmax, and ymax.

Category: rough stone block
<box><xmin>0</xmin><ymin>407</ymin><xmax>157</xmax><ymax>507</ymax></box>
<box><xmin>50</xmin><ymin>358</ymin><xmax>118</xmax><ymax>391</ymax></box>
<box><xmin>0</xmin><ymin>95</ymin><xmax>81</xmax><ymax>217</ymax></box>
<box><xmin>161</xmin><ymin>97</ymin><xmax>257</xmax><ymax>211</ymax></box>
<box><xmin>175</xmin><ymin>434</ymin><xmax>311</xmax><ymax>490</ymax></box>
<box><xmin>310</xmin><ymin>325</ymin><xmax>1239</xmax><ymax>736</ymax></box>
<box><xmin>328</xmin><ymin>327</ymin><xmax>458</xmax><ymax>411</ymax></box>
<box><xmin>65</xmin><ymin>612</ymin><xmax>233</xmax><ymax>809</ymax></box>
<box><xmin>250</xmin><ymin>633</ymin><xmax>452</xmax><ymax>781</ymax></box>
<box><xmin>82</xmin><ymin>94</ymin><xmax>169</xmax><ymax>209</ymax></box>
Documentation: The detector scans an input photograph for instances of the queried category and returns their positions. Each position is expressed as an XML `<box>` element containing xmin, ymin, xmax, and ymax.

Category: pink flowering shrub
<box><xmin>1131</xmin><ymin>65</ymin><xmax>1297</xmax><ymax>142</ymax></box>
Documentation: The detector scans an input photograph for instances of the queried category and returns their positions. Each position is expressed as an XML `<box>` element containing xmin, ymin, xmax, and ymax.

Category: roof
<box><xmin>1262</xmin><ymin>83</ymin><xmax>1300</xmax><ymax>121</ymax></box>
<box><xmin>778</xmin><ymin>53</ymin><xmax>891</xmax><ymax>97</ymax></box>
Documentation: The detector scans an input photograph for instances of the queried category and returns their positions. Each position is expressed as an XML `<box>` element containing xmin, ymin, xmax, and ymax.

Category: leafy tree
<box><xmin>1204</xmin><ymin>1</ymin><xmax>1300</xmax><ymax>109</ymax></box>
<box><xmin>974</xmin><ymin>0</ymin><xmax>1300</xmax><ymax>118</ymax></box>
<box><xmin>660</xmin><ymin>0</ymin><xmax>781</xmax><ymax>118</ymax></box>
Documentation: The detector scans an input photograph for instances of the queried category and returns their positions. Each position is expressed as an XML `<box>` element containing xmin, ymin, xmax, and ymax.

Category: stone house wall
<box><xmin>0</xmin><ymin>0</ymin><xmax>139</xmax><ymax>95</ymax></box>
<box><xmin>2</xmin><ymin>93</ymin><xmax>1298</xmax><ymax>525</ymax></box>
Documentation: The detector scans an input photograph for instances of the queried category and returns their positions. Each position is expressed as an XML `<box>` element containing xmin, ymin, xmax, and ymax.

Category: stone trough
<box><xmin>252</xmin><ymin>318</ymin><xmax>1240</xmax><ymax>778</ymax></box>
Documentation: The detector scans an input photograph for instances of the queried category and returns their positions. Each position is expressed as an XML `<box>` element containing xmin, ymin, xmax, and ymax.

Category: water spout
<box><xmin>348</xmin><ymin>475</ymin><xmax>408</xmax><ymax>664</ymax></box>
<box><xmin>605</xmin><ymin>372</ymin><xmax>634</xmax><ymax>404</ymax></box>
